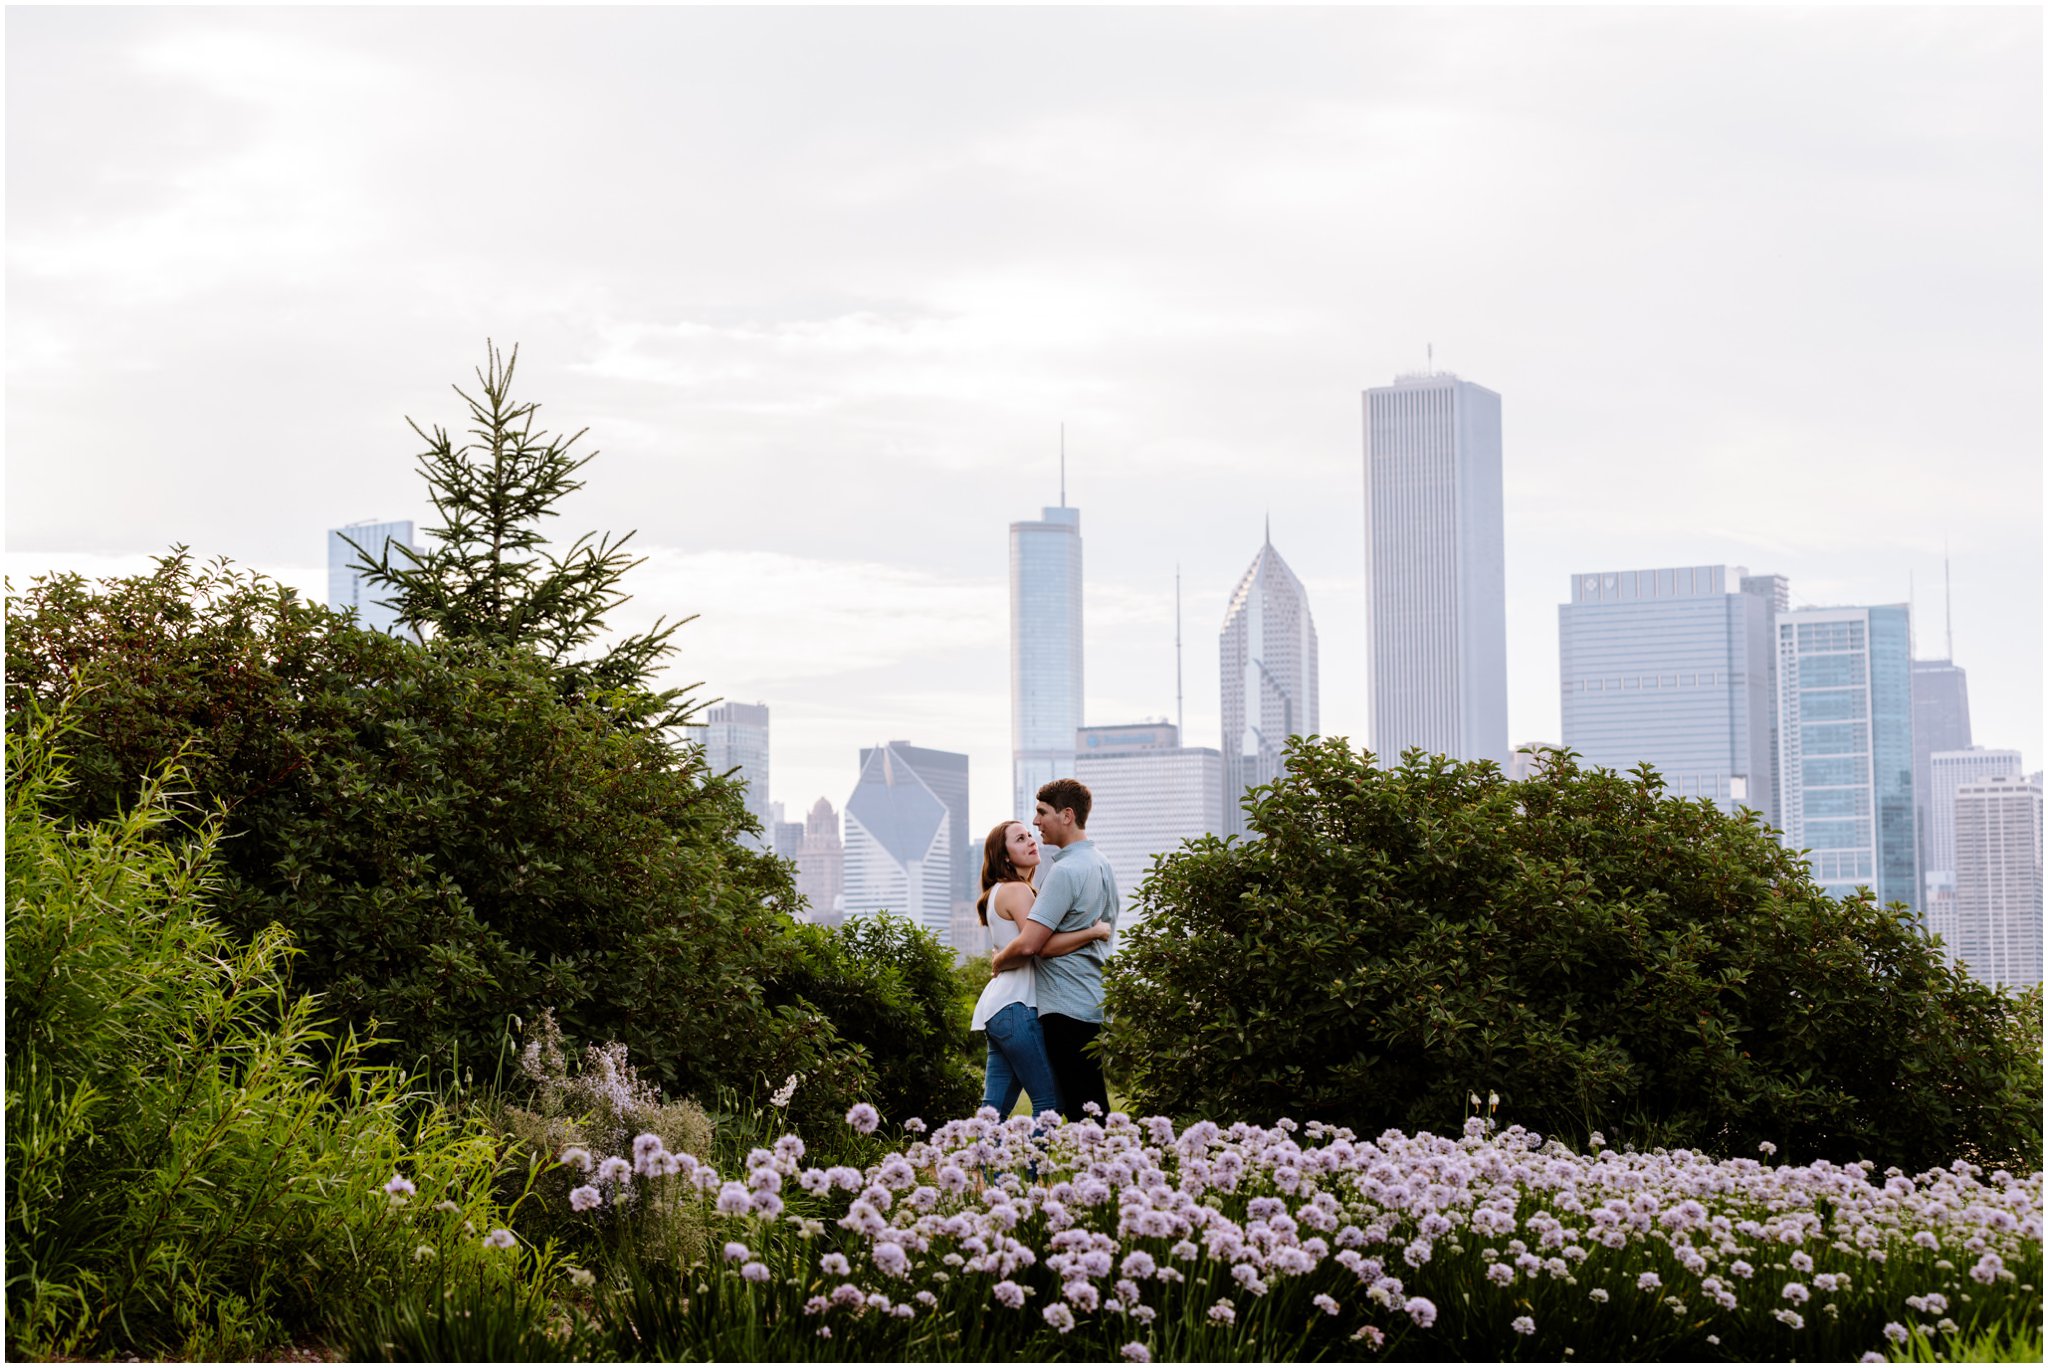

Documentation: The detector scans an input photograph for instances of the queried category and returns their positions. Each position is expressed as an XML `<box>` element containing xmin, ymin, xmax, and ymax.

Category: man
<box><xmin>988</xmin><ymin>776</ymin><xmax>1118</xmax><ymax>1116</ymax></box>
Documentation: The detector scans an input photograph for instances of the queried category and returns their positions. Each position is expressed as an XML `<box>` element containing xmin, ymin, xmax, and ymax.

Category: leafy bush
<box><xmin>766</xmin><ymin>916</ymin><xmax>983</xmax><ymax>1133</ymax></box>
<box><xmin>3</xmin><ymin>701</ymin><xmax>526</xmax><ymax>1360</ymax></box>
<box><xmin>5</xmin><ymin>554</ymin><xmax>801</xmax><ymax>1099</ymax></box>
<box><xmin>1101</xmin><ymin>738</ymin><xmax>2041</xmax><ymax>1172</ymax></box>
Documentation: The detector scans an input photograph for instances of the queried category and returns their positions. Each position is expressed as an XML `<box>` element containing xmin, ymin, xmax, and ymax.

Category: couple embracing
<box><xmin>968</xmin><ymin>777</ymin><xmax>1120</xmax><ymax>1120</ymax></box>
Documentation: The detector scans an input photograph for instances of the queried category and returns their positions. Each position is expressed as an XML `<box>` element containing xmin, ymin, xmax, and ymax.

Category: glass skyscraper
<box><xmin>1219</xmin><ymin>530</ymin><xmax>1319</xmax><ymax>837</ymax></box>
<box><xmin>1774</xmin><ymin>605</ymin><xmax>1918</xmax><ymax>914</ymax></box>
<box><xmin>1010</xmin><ymin>504</ymin><xmax>1083</xmax><ymax>823</ymax></box>
<box><xmin>1911</xmin><ymin>658</ymin><xmax>1972</xmax><ymax>899</ymax></box>
<box><xmin>1363</xmin><ymin>370</ymin><xmax>1507</xmax><ymax>767</ymax></box>
<box><xmin>327</xmin><ymin>519</ymin><xmax>415</xmax><ymax>636</ymax></box>
<box><xmin>844</xmin><ymin>741</ymin><xmax>969</xmax><ymax>946</ymax></box>
<box><xmin>696</xmin><ymin>702</ymin><xmax>773</xmax><ymax>850</ymax></box>
<box><xmin>1559</xmin><ymin>565</ymin><xmax>1783</xmax><ymax>826</ymax></box>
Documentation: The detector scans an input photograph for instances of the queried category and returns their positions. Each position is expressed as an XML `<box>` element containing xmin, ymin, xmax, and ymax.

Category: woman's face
<box><xmin>1005</xmin><ymin>821</ymin><xmax>1040</xmax><ymax>871</ymax></box>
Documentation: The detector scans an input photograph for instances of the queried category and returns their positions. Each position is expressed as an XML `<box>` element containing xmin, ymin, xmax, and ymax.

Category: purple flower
<box><xmin>1637</xmin><ymin>1271</ymin><xmax>1662</xmax><ymax>1291</ymax></box>
<box><xmin>874</xmin><ymin>1242</ymin><xmax>910</xmax><ymax>1278</ymax></box>
<box><xmin>741</xmin><ymin>1261</ymin><xmax>770</xmax><ymax>1283</ymax></box>
<box><xmin>1403</xmin><ymin>1296</ymin><xmax>1437</xmax><ymax>1328</ymax></box>
<box><xmin>1208</xmin><ymin>1299</ymin><xmax>1236</xmax><ymax>1325</ymax></box>
<box><xmin>1970</xmin><ymin>1253</ymin><xmax>2005</xmax><ymax>1285</ymax></box>
<box><xmin>1511</xmin><ymin>1315</ymin><xmax>1536</xmax><ymax>1336</ymax></box>
<box><xmin>1486</xmin><ymin>1261</ymin><xmax>1514</xmax><ymax>1286</ymax></box>
<box><xmin>1883</xmin><ymin>1323</ymin><xmax>1909</xmax><ymax>1346</ymax></box>
<box><xmin>558</xmin><ymin>1146</ymin><xmax>594</xmax><ymax>1173</ymax></box>
<box><xmin>715</xmin><ymin>1182</ymin><xmax>751</xmax><ymax>1215</ymax></box>
<box><xmin>597</xmin><ymin>1156</ymin><xmax>632</xmax><ymax>1185</ymax></box>
<box><xmin>1043</xmin><ymin>1303</ymin><xmax>1075</xmax><ymax>1333</ymax></box>
<box><xmin>994</xmin><ymin>1280</ymin><xmax>1026</xmax><ymax>1309</ymax></box>
<box><xmin>723</xmin><ymin>1241</ymin><xmax>749</xmax><ymax>1262</ymax></box>
<box><xmin>482</xmin><ymin>1228</ymin><xmax>516</xmax><ymax>1250</ymax></box>
<box><xmin>1121</xmin><ymin>1344</ymin><xmax>1151</xmax><ymax>1363</ymax></box>
<box><xmin>569</xmin><ymin>1185</ymin><xmax>601</xmax><ymax>1212</ymax></box>
<box><xmin>1121</xmin><ymin>1250</ymin><xmax>1157</xmax><ymax>1280</ymax></box>
<box><xmin>383</xmin><ymin>1174</ymin><xmax>416</xmax><ymax>1200</ymax></box>
<box><xmin>846</xmin><ymin>1103</ymin><xmax>880</xmax><ymax>1135</ymax></box>
<box><xmin>820</xmin><ymin>1252</ymin><xmax>850</xmax><ymax>1276</ymax></box>
<box><xmin>1314</xmin><ymin>1293</ymin><xmax>1340</xmax><ymax>1316</ymax></box>
<box><xmin>1782</xmin><ymin>1282</ymin><xmax>1810</xmax><ymax>1305</ymax></box>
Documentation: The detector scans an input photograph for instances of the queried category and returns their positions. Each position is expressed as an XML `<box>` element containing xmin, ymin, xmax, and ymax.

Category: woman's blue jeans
<box><xmin>982</xmin><ymin>1001</ymin><xmax>1066</xmax><ymax>1118</ymax></box>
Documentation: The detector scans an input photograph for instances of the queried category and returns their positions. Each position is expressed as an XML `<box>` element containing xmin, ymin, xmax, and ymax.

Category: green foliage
<box><xmin>492</xmin><ymin>1011</ymin><xmax>715</xmax><ymax>1268</ymax></box>
<box><xmin>335</xmin><ymin>1241</ymin><xmax>580</xmax><ymax>1363</ymax></box>
<box><xmin>5</xmin><ymin>553</ymin><xmax>801</xmax><ymax>1098</ymax></box>
<box><xmin>3</xmin><ymin>700</ymin><xmax>521</xmax><ymax>1360</ymax></box>
<box><xmin>766</xmin><ymin>916</ymin><xmax>984</xmax><ymax>1132</ymax></box>
<box><xmin>1101</xmin><ymin>737</ymin><xmax>2042</xmax><ymax>1172</ymax></box>
<box><xmin>348</xmin><ymin>342</ymin><xmax>690</xmax><ymax>732</ymax></box>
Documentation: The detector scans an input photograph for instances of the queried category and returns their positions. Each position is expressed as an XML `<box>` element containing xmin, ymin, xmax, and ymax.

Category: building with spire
<box><xmin>1010</xmin><ymin>450</ymin><xmax>1084</xmax><ymax>823</ymax></box>
<box><xmin>1219</xmin><ymin>525</ymin><xmax>1319</xmax><ymax>836</ymax></box>
<box><xmin>1363</xmin><ymin>369</ymin><xmax>1507</xmax><ymax>766</ymax></box>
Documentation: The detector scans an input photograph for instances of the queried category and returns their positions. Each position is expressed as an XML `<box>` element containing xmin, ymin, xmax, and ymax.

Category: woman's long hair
<box><xmin>976</xmin><ymin>821</ymin><xmax>1028</xmax><ymax>925</ymax></box>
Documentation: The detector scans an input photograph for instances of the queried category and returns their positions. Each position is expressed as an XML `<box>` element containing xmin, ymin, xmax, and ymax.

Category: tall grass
<box><xmin>4</xmin><ymin>699</ymin><xmax>537</xmax><ymax>1359</ymax></box>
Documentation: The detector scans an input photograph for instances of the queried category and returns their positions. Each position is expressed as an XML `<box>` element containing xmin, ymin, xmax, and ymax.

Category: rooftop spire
<box><xmin>1264</xmin><ymin>512</ymin><xmax>1271</xmax><ymax>547</ymax></box>
<box><xmin>1060</xmin><ymin>422</ymin><xmax>1066</xmax><ymax>507</ymax></box>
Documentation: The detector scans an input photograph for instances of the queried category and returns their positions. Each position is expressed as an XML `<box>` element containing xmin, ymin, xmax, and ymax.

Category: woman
<box><xmin>970</xmin><ymin>819</ymin><xmax>1110</xmax><ymax>1119</ymax></box>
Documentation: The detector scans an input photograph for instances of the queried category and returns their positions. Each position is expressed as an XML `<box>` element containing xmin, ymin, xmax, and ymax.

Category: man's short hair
<box><xmin>1036</xmin><ymin>777</ymin><xmax>1092</xmax><ymax>829</ymax></box>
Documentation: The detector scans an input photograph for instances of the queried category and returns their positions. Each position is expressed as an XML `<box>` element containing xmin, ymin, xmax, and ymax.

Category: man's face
<box><xmin>1034</xmin><ymin>799</ymin><xmax>1074</xmax><ymax>846</ymax></box>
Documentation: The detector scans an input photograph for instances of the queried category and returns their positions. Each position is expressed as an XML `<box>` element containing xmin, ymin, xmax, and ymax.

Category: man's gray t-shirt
<box><xmin>1028</xmin><ymin>838</ymin><xmax>1120</xmax><ymax>1024</ymax></box>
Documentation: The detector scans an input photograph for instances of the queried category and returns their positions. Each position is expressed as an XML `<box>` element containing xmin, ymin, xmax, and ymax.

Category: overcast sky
<box><xmin>7</xmin><ymin>5</ymin><xmax>2042</xmax><ymax>837</ymax></box>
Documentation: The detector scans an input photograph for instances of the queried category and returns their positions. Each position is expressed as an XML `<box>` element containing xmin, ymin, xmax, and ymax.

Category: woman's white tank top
<box><xmin>970</xmin><ymin>887</ymin><xmax>1036</xmax><ymax>1031</ymax></box>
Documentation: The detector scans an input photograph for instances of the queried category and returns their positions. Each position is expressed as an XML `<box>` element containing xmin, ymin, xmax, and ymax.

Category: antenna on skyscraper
<box><xmin>1909</xmin><ymin>570</ymin><xmax>1918</xmax><ymax>659</ymax></box>
<box><xmin>1427</xmin><ymin>342</ymin><xmax>1433</xmax><ymax>374</ymax></box>
<box><xmin>1944</xmin><ymin>540</ymin><xmax>1954</xmax><ymax>661</ymax></box>
<box><xmin>1175</xmin><ymin>565</ymin><xmax>1184</xmax><ymax>741</ymax></box>
<box><xmin>1060</xmin><ymin>423</ymin><xmax>1067</xmax><ymax>507</ymax></box>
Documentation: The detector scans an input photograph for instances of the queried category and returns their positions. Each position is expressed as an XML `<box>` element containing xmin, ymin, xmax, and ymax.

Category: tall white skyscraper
<box><xmin>697</xmin><ymin>702</ymin><xmax>772</xmax><ymax>849</ymax></box>
<box><xmin>1925</xmin><ymin>747</ymin><xmax>2023</xmax><ymax>946</ymax></box>
<box><xmin>327</xmin><ymin>519</ymin><xmax>415</xmax><ymax>636</ymax></box>
<box><xmin>1010</xmin><ymin>502</ymin><xmax>1083</xmax><ymax>822</ymax></box>
<box><xmin>1073</xmin><ymin>722</ymin><xmax>1223</xmax><ymax>938</ymax></box>
<box><xmin>1219</xmin><ymin>529</ymin><xmax>1319</xmax><ymax>837</ymax></box>
<box><xmin>1363</xmin><ymin>370</ymin><xmax>1507</xmax><ymax>766</ymax></box>
<box><xmin>1951</xmin><ymin>773</ymin><xmax>2043</xmax><ymax>990</ymax></box>
<box><xmin>1774</xmin><ymin>605</ymin><xmax>1918</xmax><ymax>914</ymax></box>
<box><xmin>1559</xmin><ymin>566</ymin><xmax>1784</xmax><ymax>826</ymax></box>
<box><xmin>843</xmin><ymin>742</ymin><xmax>969</xmax><ymax>946</ymax></box>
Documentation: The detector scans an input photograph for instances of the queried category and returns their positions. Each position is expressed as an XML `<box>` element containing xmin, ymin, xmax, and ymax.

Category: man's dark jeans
<box><xmin>1038</xmin><ymin>1013</ymin><xmax>1110</xmax><ymax>1119</ymax></box>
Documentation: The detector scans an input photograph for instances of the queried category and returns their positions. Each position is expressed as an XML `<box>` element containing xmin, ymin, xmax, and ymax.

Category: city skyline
<box><xmin>7</xmin><ymin>7</ymin><xmax>2039</xmax><ymax>840</ymax></box>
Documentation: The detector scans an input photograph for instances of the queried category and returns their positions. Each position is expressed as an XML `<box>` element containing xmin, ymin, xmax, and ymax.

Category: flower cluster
<box><xmin>568</xmin><ymin>1110</ymin><xmax>2041</xmax><ymax>1360</ymax></box>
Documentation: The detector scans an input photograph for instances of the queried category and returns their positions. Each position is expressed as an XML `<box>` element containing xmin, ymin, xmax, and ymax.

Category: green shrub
<box><xmin>1101</xmin><ymin>737</ymin><xmax>2041</xmax><ymax>1172</ymax></box>
<box><xmin>766</xmin><ymin>915</ymin><xmax>983</xmax><ymax>1132</ymax></box>
<box><xmin>5</xmin><ymin>554</ymin><xmax>802</xmax><ymax>1100</ymax></box>
<box><xmin>3</xmin><ymin>700</ymin><xmax>526</xmax><ymax>1360</ymax></box>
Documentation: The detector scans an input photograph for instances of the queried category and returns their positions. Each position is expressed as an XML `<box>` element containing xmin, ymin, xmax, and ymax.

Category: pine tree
<box><xmin>350</xmin><ymin>342</ymin><xmax>695</xmax><ymax>733</ymax></box>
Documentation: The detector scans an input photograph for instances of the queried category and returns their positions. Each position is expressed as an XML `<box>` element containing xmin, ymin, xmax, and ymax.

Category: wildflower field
<box><xmin>355</xmin><ymin>1101</ymin><xmax>2043</xmax><ymax>1363</ymax></box>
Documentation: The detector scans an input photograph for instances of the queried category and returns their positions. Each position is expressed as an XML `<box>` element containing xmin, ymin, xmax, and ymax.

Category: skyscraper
<box><xmin>843</xmin><ymin>742</ymin><xmax>970</xmax><ymax>946</ymax></box>
<box><xmin>1951</xmin><ymin>773</ymin><xmax>2043</xmax><ymax>990</ymax></box>
<box><xmin>1363</xmin><ymin>370</ymin><xmax>1507</xmax><ymax>766</ymax></box>
<box><xmin>1925</xmin><ymin>747</ymin><xmax>2023</xmax><ymax>947</ymax></box>
<box><xmin>1774</xmin><ymin>605</ymin><xmax>1917</xmax><ymax>914</ymax></box>
<box><xmin>796</xmin><ymin>797</ymin><xmax>845</xmax><ymax>927</ymax></box>
<box><xmin>1073</xmin><ymin>722</ymin><xmax>1223</xmax><ymax>939</ymax></box>
<box><xmin>1219</xmin><ymin>529</ymin><xmax>1319</xmax><ymax>836</ymax></box>
<box><xmin>1559</xmin><ymin>566</ymin><xmax>1783</xmax><ymax>825</ymax></box>
<box><xmin>697</xmin><ymin>702</ymin><xmax>773</xmax><ymax>849</ymax></box>
<box><xmin>1912</xmin><ymin>659</ymin><xmax>1973</xmax><ymax>899</ymax></box>
<box><xmin>327</xmin><ymin>519</ymin><xmax>415</xmax><ymax>636</ymax></box>
<box><xmin>1011</xmin><ymin>502</ymin><xmax>1083</xmax><ymax>823</ymax></box>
